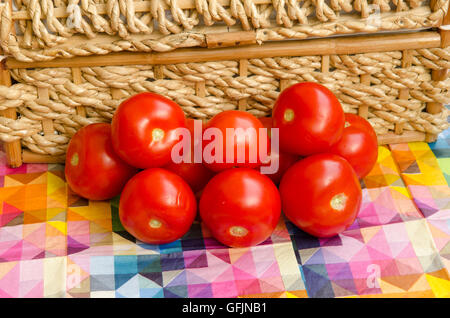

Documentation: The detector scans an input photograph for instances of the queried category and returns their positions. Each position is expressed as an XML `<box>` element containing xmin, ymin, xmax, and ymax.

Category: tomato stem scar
<box><xmin>71</xmin><ymin>153</ymin><xmax>79</xmax><ymax>166</ymax></box>
<box><xmin>330</xmin><ymin>193</ymin><xmax>347</xmax><ymax>211</ymax></box>
<box><xmin>152</xmin><ymin>128</ymin><xmax>165</xmax><ymax>142</ymax></box>
<box><xmin>229</xmin><ymin>226</ymin><xmax>248</xmax><ymax>237</ymax></box>
<box><xmin>283</xmin><ymin>109</ymin><xmax>295</xmax><ymax>122</ymax></box>
<box><xmin>344</xmin><ymin>121</ymin><xmax>351</xmax><ymax>128</ymax></box>
<box><xmin>149</xmin><ymin>218</ymin><xmax>162</xmax><ymax>229</ymax></box>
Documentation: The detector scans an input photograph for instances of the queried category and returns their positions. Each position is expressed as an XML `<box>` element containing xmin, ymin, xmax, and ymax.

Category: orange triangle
<box><xmin>7</xmin><ymin>172</ymin><xmax>46</xmax><ymax>185</ymax></box>
<box><xmin>23</xmin><ymin>209</ymin><xmax>47</xmax><ymax>224</ymax></box>
<box><xmin>4</xmin><ymin>184</ymin><xmax>47</xmax><ymax>211</ymax></box>
<box><xmin>381</xmin><ymin>274</ymin><xmax>422</xmax><ymax>291</ymax></box>
<box><xmin>427</xmin><ymin>268</ymin><xmax>450</xmax><ymax>281</ymax></box>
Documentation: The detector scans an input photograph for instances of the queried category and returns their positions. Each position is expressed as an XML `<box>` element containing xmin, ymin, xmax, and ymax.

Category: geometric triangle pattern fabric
<box><xmin>1</xmin><ymin>129</ymin><xmax>450</xmax><ymax>298</ymax></box>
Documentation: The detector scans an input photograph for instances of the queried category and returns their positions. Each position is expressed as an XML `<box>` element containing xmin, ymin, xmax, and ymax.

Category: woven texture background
<box><xmin>0</xmin><ymin>124</ymin><xmax>448</xmax><ymax>297</ymax></box>
<box><xmin>0</xmin><ymin>48</ymin><xmax>449</xmax><ymax>156</ymax></box>
<box><xmin>0</xmin><ymin>0</ymin><xmax>448</xmax><ymax>61</ymax></box>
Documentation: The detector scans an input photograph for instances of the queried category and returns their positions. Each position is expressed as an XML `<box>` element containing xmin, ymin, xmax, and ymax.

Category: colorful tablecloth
<box><xmin>0</xmin><ymin>128</ymin><xmax>449</xmax><ymax>298</ymax></box>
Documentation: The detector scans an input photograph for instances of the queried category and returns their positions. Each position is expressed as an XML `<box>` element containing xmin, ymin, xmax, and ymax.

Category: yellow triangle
<box><xmin>425</xmin><ymin>274</ymin><xmax>450</xmax><ymax>298</ymax></box>
<box><xmin>391</xmin><ymin>186</ymin><xmax>412</xmax><ymax>199</ymax></box>
<box><xmin>377</xmin><ymin>146</ymin><xmax>391</xmax><ymax>162</ymax></box>
<box><xmin>47</xmin><ymin>220</ymin><xmax>67</xmax><ymax>235</ymax></box>
<box><xmin>47</xmin><ymin>172</ymin><xmax>66</xmax><ymax>195</ymax></box>
<box><xmin>285</xmin><ymin>291</ymin><xmax>299</xmax><ymax>298</ymax></box>
<box><xmin>70</xmin><ymin>201</ymin><xmax>111</xmax><ymax>221</ymax></box>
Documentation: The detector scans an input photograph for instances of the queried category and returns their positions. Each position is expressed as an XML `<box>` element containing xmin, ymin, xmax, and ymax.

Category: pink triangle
<box><xmin>185</xmin><ymin>268</ymin><xmax>217</xmax><ymax>284</ymax></box>
<box><xmin>0</xmin><ymin>262</ymin><xmax>20</xmax><ymax>297</ymax></box>
<box><xmin>208</xmin><ymin>250</ymin><xmax>231</xmax><ymax>264</ymax></box>
<box><xmin>214</xmin><ymin>266</ymin><xmax>235</xmax><ymax>283</ymax></box>
<box><xmin>0</xmin><ymin>211</ymin><xmax>23</xmax><ymax>227</ymax></box>
<box><xmin>232</xmin><ymin>250</ymin><xmax>256</xmax><ymax>275</ymax></box>
<box><xmin>2</xmin><ymin>202</ymin><xmax>22</xmax><ymax>214</ymax></box>
<box><xmin>365</xmin><ymin>228</ymin><xmax>393</xmax><ymax>259</ymax></box>
<box><xmin>206</xmin><ymin>250</ymin><xmax>232</xmax><ymax>267</ymax></box>
<box><xmin>23</xmin><ymin>281</ymin><xmax>44</xmax><ymax>298</ymax></box>
<box><xmin>21</xmin><ymin>240</ymin><xmax>45</xmax><ymax>260</ymax></box>
<box><xmin>389</xmin><ymin>241</ymin><xmax>415</xmax><ymax>258</ymax></box>
<box><xmin>0</xmin><ymin>240</ymin><xmax>23</xmax><ymax>261</ymax></box>
<box><xmin>232</xmin><ymin>265</ymin><xmax>257</xmax><ymax>281</ymax></box>
<box><xmin>258</xmin><ymin>261</ymin><xmax>281</xmax><ymax>279</ymax></box>
<box><xmin>23</xmin><ymin>223</ymin><xmax>46</xmax><ymax>250</ymax></box>
<box><xmin>349</xmin><ymin>245</ymin><xmax>371</xmax><ymax>262</ymax></box>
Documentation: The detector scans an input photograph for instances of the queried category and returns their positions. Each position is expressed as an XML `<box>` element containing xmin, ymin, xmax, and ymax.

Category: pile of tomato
<box><xmin>65</xmin><ymin>82</ymin><xmax>378</xmax><ymax>248</ymax></box>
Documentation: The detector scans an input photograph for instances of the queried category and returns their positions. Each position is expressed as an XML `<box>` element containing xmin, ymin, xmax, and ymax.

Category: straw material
<box><xmin>0</xmin><ymin>46</ymin><xmax>448</xmax><ymax>156</ymax></box>
<box><xmin>0</xmin><ymin>0</ymin><xmax>448</xmax><ymax>62</ymax></box>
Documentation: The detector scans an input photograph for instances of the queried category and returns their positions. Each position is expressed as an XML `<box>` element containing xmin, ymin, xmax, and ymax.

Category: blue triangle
<box><xmin>164</xmin><ymin>285</ymin><xmax>188</xmax><ymax>298</ymax></box>
<box><xmin>302</xmin><ymin>265</ymin><xmax>334</xmax><ymax>298</ymax></box>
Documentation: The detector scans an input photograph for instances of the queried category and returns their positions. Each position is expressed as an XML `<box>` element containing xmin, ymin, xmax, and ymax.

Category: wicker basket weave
<box><xmin>0</xmin><ymin>0</ymin><xmax>448</xmax><ymax>167</ymax></box>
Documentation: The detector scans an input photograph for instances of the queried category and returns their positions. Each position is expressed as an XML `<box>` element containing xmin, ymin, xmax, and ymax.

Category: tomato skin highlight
<box><xmin>279</xmin><ymin>153</ymin><xmax>362</xmax><ymax>238</ymax></box>
<box><xmin>203</xmin><ymin>110</ymin><xmax>269</xmax><ymax>172</ymax></box>
<box><xmin>119</xmin><ymin>168</ymin><xmax>197</xmax><ymax>245</ymax></box>
<box><xmin>329</xmin><ymin>113</ymin><xmax>379</xmax><ymax>179</ymax></box>
<box><xmin>272</xmin><ymin>82</ymin><xmax>345</xmax><ymax>156</ymax></box>
<box><xmin>65</xmin><ymin>123</ymin><xmax>138</xmax><ymax>201</ymax></box>
<box><xmin>199</xmin><ymin>168</ymin><xmax>281</xmax><ymax>247</ymax></box>
<box><xmin>164</xmin><ymin>118</ymin><xmax>215</xmax><ymax>193</ymax></box>
<box><xmin>111</xmin><ymin>92</ymin><xmax>187</xmax><ymax>169</ymax></box>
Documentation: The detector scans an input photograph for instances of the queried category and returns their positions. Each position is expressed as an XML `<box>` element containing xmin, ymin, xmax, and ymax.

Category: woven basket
<box><xmin>0</xmin><ymin>0</ymin><xmax>448</xmax><ymax>167</ymax></box>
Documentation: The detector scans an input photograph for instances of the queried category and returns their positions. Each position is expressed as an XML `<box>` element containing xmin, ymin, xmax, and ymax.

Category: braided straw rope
<box><xmin>0</xmin><ymin>0</ymin><xmax>448</xmax><ymax>61</ymax></box>
<box><xmin>0</xmin><ymin>47</ymin><xmax>448</xmax><ymax>156</ymax></box>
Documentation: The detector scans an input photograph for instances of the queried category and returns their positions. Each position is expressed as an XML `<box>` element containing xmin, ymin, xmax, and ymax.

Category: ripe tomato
<box><xmin>272</xmin><ymin>82</ymin><xmax>345</xmax><ymax>156</ymax></box>
<box><xmin>258</xmin><ymin>116</ymin><xmax>300</xmax><ymax>185</ymax></box>
<box><xmin>329</xmin><ymin>113</ymin><xmax>378</xmax><ymax>179</ymax></box>
<box><xmin>199</xmin><ymin>168</ymin><xmax>281</xmax><ymax>247</ymax></box>
<box><xmin>119</xmin><ymin>168</ymin><xmax>197</xmax><ymax>245</ymax></box>
<box><xmin>279</xmin><ymin>153</ymin><xmax>362</xmax><ymax>238</ymax></box>
<box><xmin>164</xmin><ymin>118</ymin><xmax>215</xmax><ymax>193</ymax></box>
<box><xmin>203</xmin><ymin>110</ymin><xmax>269</xmax><ymax>172</ymax></box>
<box><xmin>65</xmin><ymin>123</ymin><xmax>138</xmax><ymax>201</ymax></box>
<box><xmin>111</xmin><ymin>92</ymin><xmax>187</xmax><ymax>169</ymax></box>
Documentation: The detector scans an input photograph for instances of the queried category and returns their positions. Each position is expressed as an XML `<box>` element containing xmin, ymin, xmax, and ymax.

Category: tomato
<box><xmin>279</xmin><ymin>153</ymin><xmax>362</xmax><ymax>238</ymax></box>
<box><xmin>199</xmin><ymin>168</ymin><xmax>281</xmax><ymax>247</ymax></box>
<box><xmin>65</xmin><ymin>123</ymin><xmax>138</xmax><ymax>201</ymax></box>
<box><xmin>119</xmin><ymin>168</ymin><xmax>197</xmax><ymax>245</ymax></box>
<box><xmin>258</xmin><ymin>116</ymin><xmax>300</xmax><ymax>185</ymax></box>
<box><xmin>329</xmin><ymin>113</ymin><xmax>378</xmax><ymax>179</ymax></box>
<box><xmin>164</xmin><ymin>118</ymin><xmax>215</xmax><ymax>193</ymax></box>
<box><xmin>272</xmin><ymin>82</ymin><xmax>345</xmax><ymax>156</ymax></box>
<box><xmin>203</xmin><ymin>110</ymin><xmax>269</xmax><ymax>172</ymax></box>
<box><xmin>261</xmin><ymin>151</ymin><xmax>300</xmax><ymax>185</ymax></box>
<box><xmin>111</xmin><ymin>92</ymin><xmax>187</xmax><ymax>169</ymax></box>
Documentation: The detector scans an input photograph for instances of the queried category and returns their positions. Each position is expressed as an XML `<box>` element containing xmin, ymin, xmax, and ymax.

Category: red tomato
<box><xmin>258</xmin><ymin>116</ymin><xmax>300</xmax><ymax>185</ymax></box>
<box><xmin>65</xmin><ymin>123</ymin><xmax>138</xmax><ymax>201</ymax></box>
<box><xmin>199</xmin><ymin>168</ymin><xmax>281</xmax><ymax>247</ymax></box>
<box><xmin>111</xmin><ymin>92</ymin><xmax>187</xmax><ymax>169</ymax></box>
<box><xmin>329</xmin><ymin>113</ymin><xmax>378</xmax><ymax>179</ymax></box>
<box><xmin>164</xmin><ymin>118</ymin><xmax>215</xmax><ymax>193</ymax></box>
<box><xmin>119</xmin><ymin>168</ymin><xmax>197</xmax><ymax>244</ymax></box>
<box><xmin>279</xmin><ymin>153</ymin><xmax>362</xmax><ymax>238</ymax></box>
<box><xmin>272</xmin><ymin>82</ymin><xmax>345</xmax><ymax>156</ymax></box>
<box><xmin>203</xmin><ymin>110</ymin><xmax>269</xmax><ymax>172</ymax></box>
